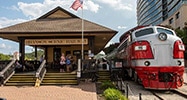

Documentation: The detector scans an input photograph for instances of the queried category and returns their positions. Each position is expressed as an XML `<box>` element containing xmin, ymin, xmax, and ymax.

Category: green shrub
<box><xmin>103</xmin><ymin>88</ymin><xmax>128</xmax><ymax>100</ymax></box>
<box><xmin>100</xmin><ymin>80</ymin><xmax>116</xmax><ymax>90</ymax></box>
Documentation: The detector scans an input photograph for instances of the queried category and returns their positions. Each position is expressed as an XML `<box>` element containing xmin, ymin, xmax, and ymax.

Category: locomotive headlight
<box><xmin>177</xmin><ymin>60</ymin><xmax>182</xmax><ymax>66</ymax></box>
<box><xmin>158</xmin><ymin>32</ymin><xmax>167</xmax><ymax>41</ymax></box>
<box><xmin>144</xmin><ymin>61</ymin><xmax>150</xmax><ymax>66</ymax></box>
<box><xmin>179</xmin><ymin>44</ymin><xmax>185</xmax><ymax>51</ymax></box>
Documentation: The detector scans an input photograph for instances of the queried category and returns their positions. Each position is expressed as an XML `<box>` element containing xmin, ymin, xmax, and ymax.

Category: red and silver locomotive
<box><xmin>116</xmin><ymin>25</ymin><xmax>185</xmax><ymax>89</ymax></box>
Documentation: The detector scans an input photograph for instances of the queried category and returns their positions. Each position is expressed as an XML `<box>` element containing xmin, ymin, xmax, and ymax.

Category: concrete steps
<box><xmin>41</xmin><ymin>72</ymin><xmax>78</xmax><ymax>85</ymax></box>
<box><xmin>97</xmin><ymin>70</ymin><xmax>111</xmax><ymax>82</ymax></box>
<box><xmin>5</xmin><ymin>73</ymin><xmax>36</xmax><ymax>86</ymax></box>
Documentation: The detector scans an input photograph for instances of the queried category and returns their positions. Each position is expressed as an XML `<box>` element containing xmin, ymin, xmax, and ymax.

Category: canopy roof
<box><xmin>0</xmin><ymin>6</ymin><xmax>117</xmax><ymax>54</ymax></box>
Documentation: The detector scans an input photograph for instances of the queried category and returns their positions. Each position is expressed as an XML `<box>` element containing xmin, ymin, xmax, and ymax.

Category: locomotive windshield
<box><xmin>134</xmin><ymin>27</ymin><xmax>174</xmax><ymax>38</ymax></box>
<box><xmin>157</xmin><ymin>28</ymin><xmax>174</xmax><ymax>35</ymax></box>
<box><xmin>135</xmin><ymin>28</ymin><xmax>154</xmax><ymax>37</ymax></box>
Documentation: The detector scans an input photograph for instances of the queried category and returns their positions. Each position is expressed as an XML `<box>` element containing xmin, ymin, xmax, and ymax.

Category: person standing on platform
<box><xmin>15</xmin><ymin>60</ymin><xmax>26</xmax><ymax>72</ymax></box>
<box><xmin>66</xmin><ymin>55</ymin><xmax>71</xmax><ymax>72</ymax></box>
<box><xmin>60</xmin><ymin>53</ymin><xmax>66</xmax><ymax>72</ymax></box>
<box><xmin>40</xmin><ymin>55</ymin><xmax>44</xmax><ymax>63</ymax></box>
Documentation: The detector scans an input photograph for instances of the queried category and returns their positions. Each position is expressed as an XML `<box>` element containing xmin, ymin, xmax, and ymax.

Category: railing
<box><xmin>0</xmin><ymin>60</ymin><xmax>11</xmax><ymax>71</ymax></box>
<box><xmin>81</xmin><ymin>59</ymin><xmax>98</xmax><ymax>82</ymax></box>
<box><xmin>111</xmin><ymin>70</ymin><xmax>124</xmax><ymax>90</ymax></box>
<box><xmin>35</xmin><ymin>60</ymin><xmax>46</xmax><ymax>87</ymax></box>
<box><xmin>0</xmin><ymin>60</ymin><xmax>16</xmax><ymax>85</ymax></box>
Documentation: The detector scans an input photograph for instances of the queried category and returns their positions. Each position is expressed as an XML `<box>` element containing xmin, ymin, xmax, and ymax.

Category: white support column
<box><xmin>77</xmin><ymin>59</ymin><xmax>81</xmax><ymax>78</ymax></box>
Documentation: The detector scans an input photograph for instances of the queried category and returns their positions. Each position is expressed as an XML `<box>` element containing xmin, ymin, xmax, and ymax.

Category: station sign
<box><xmin>25</xmin><ymin>38</ymin><xmax>88</xmax><ymax>45</ymax></box>
<box><xmin>115</xmin><ymin>62</ymin><xmax>122</xmax><ymax>68</ymax></box>
<box><xmin>73</xmin><ymin>50</ymin><xmax>88</xmax><ymax>55</ymax></box>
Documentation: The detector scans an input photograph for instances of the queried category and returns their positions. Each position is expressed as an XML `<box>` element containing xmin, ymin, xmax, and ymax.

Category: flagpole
<box><xmin>71</xmin><ymin>0</ymin><xmax>84</xmax><ymax>71</ymax></box>
<box><xmin>81</xmin><ymin>2</ymin><xmax>84</xmax><ymax>61</ymax></box>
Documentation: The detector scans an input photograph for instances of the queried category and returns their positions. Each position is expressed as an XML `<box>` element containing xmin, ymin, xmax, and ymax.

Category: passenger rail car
<box><xmin>117</xmin><ymin>26</ymin><xmax>185</xmax><ymax>89</ymax></box>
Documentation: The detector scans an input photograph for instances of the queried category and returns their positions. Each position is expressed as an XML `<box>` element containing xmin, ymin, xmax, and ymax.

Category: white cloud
<box><xmin>0</xmin><ymin>39</ymin><xmax>19</xmax><ymax>54</ymax></box>
<box><xmin>83</xmin><ymin>0</ymin><xmax>100</xmax><ymax>13</ymax></box>
<box><xmin>117</xmin><ymin>26</ymin><xmax>127</xmax><ymax>29</ymax></box>
<box><xmin>5</xmin><ymin>5</ymin><xmax>20</xmax><ymax>11</ymax></box>
<box><xmin>0</xmin><ymin>43</ymin><xmax>6</xmax><ymax>49</ymax></box>
<box><xmin>0</xmin><ymin>17</ymin><xmax>27</xmax><ymax>28</ymax></box>
<box><xmin>17</xmin><ymin>0</ymin><xmax>100</xmax><ymax>19</ymax></box>
<box><xmin>18</xmin><ymin>2</ymin><xmax>45</xmax><ymax>19</ymax></box>
<box><xmin>17</xmin><ymin>0</ymin><xmax>73</xmax><ymax>19</ymax></box>
<box><xmin>0</xmin><ymin>43</ymin><xmax>12</xmax><ymax>50</ymax></box>
<box><xmin>96</xmin><ymin>0</ymin><xmax>135</xmax><ymax>11</ymax></box>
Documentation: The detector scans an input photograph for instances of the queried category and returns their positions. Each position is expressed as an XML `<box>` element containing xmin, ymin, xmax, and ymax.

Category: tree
<box><xmin>25</xmin><ymin>50</ymin><xmax>44</xmax><ymax>60</ymax></box>
<box><xmin>0</xmin><ymin>53</ymin><xmax>11</xmax><ymax>60</ymax></box>
<box><xmin>175</xmin><ymin>28</ymin><xmax>187</xmax><ymax>45</ymax></box>
<box><xmin>175</xmin><ymin>26</ymin><xmax>187</xmax><ymax>59</ymax></box>
<box><xmin>103</xmin><ymin>43</ymin><xmax>119</xmax><ymax>55</ymax></box>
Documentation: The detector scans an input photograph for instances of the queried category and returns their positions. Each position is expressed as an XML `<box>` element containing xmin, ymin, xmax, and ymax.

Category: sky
<box><xmin>0</xmin><ymin>0</ymin><xmax>137</xmax><ymax>55</ymax></box>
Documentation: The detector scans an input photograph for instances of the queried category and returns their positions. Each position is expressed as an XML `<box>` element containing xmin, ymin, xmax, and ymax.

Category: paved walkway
<box><xmin>0</xmin><ymin>82</ymin><xmax>97</xmax><ymax>100</ymax></box>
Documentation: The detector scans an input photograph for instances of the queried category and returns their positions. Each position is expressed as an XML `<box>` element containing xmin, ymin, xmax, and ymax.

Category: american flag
<box><xmin>70</xmin><ymin>0</ymin><xmax>83</xmax><ymax>11</ymax></box>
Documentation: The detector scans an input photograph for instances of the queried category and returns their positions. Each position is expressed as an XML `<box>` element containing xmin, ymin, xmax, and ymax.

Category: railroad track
<box><xmin>151</xmin><ymin>90</ymin><xmax>187</xmax><ymax>100</ymax></box>
<box><xmin>118</xmin><ymin>80</ymin><xmax>187</xmax><ymax>100</ymax></box>
<box><xmin>184</xmin><ymin>82</ymin><xmax>187</xmax><ymax>85</ymax></box>
<box><xmin>172</xmin><ymin>82</ymin><xmax>187</xmax><ymax>98</ymax></box>
<box><xmin>150</xmin><ymin>83</ymin><xmax>187</xmax><ymax>100</ymax></box>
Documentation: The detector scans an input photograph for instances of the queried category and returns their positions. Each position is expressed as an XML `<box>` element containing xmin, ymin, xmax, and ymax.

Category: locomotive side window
<box><xmin>135</xmin><ymin>28</ymin><xmax>154</xmax><ymax>37</ymax></box>
<box><xmin>118</xmin><ymin>38</ymin><xmax>128</xmax><ymax>51</ymax></box>
<box><xmin>157</xmin><ymin>28</ymin><xmax>174</xmax><ymax>35</ymax></box>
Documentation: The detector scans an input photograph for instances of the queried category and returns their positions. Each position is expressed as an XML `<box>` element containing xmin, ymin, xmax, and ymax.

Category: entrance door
<box><xmin>53</xmin><ymin>48</ymin><xmax>61</xmax><ymax>68</ymax></box>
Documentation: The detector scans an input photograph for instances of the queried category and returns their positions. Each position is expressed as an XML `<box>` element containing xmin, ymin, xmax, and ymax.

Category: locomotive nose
<box><xmin>158</xmin><ymin>32</ymin><xmax>167</xmax><ymax>41</ymax></box>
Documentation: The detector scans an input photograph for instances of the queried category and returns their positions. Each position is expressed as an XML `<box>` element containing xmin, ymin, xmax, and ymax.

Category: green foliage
<box><xmin>103</xmin><ymin>88</ymin><xmax>127</xmax><ymax>100</ymax></box>
<box><xmin>0</xmin><ymin>53</ymin><xmax>11</xmax><ymax>60</ymax></box>
<box><xmin>0</xmin><ymin>50</ymin><xmax>44</xmax><ymax>61</ymax></box>
<box><xmin>103</xmin><ymin>43</ymin><xmax>119</xmax><ymax>55</ymax></box>
<box><xmin>100</xmin><ymin>80</ymin><xmax>116</xmax><ymax>90</ymax></box>
<box><xmin>175</xmin><ymin>28</ymin><xmax>187</xmax><ymax>60</ymax></box>
<box><xmin>175</xmin><ymin>28</ymin><xmax>187</xmax><ymax>45</ymax></box>
<box><xmin>25</xmin><ymin>50</ymin><xmax>44</xmax><ymax>60</ymax></box>
<box><xmin>94</xmin><ymin>53</ymin><xmax>105</xmax><ymax>59</ymax></box>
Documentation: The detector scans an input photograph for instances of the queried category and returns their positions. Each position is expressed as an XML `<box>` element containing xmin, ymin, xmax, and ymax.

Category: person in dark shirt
<box><xmin>15</xmin><ymin>60</ymin><xmax>26</xmax><ymax>72</ymax></box>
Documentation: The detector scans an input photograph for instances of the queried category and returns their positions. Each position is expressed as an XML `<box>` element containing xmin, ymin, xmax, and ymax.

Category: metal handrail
<box><xmin>0</xmin><ymin>60</ymin><xmax>16</xmax><ymax>76</ymax></box>
<box><xmin>35</xmin><ymin>60</ymin><xmax>46</xmax><ymax>87</ymax></box>
<box><xmin>35</xmin><ymin>60</ymin><xmax>46</xmax><ymax>78</ymax></box>
<box><xmin>0</xmin><ymin>60</ymin><xmax>16</xmax><ymax>85</ymax></box>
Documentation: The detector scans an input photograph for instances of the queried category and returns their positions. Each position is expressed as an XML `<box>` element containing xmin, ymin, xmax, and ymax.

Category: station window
<box><xmin>176</xmin><ymin>12</ymin><xmax>180</xmax><ymax>19</ymax></box>
<box><xmin>169</xmin><ymin>18</ymin><xmax>173</xmax><ymax>24</ymax></box>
